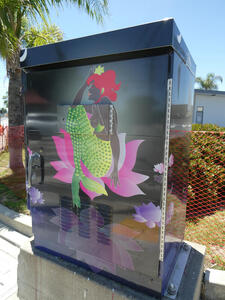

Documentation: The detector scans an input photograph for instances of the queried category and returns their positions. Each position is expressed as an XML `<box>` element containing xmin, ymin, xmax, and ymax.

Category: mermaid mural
<box><xmin>50</xmin><ymin>66</ymin><xmax>149</xmax><ymax>207</ymax></box>
<box><xmin>27</xmin><ymin>65</ymin><xmax>176</xmax><ymax>276</ymax></box>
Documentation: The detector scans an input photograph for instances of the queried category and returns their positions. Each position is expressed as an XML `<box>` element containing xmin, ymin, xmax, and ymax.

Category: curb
<box><xmin>0</xmin><ymin>222</ymin><xmax>32</xmax><ymax>248</ymax></box>
<box><xmin>0</xmin><ymin>204</ymin><xmax>32</xmax><ymax>237</ymax></box>
<box><xmin>203</xmin><ymin>268</ymin><xmax>225</xmax><ymax>300</ymax></box>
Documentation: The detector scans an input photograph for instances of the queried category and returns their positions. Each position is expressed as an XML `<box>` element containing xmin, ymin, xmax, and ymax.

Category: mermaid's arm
<box><xmin>73</xmin><ymin>82</ymin><xmax>88</xmax><ymax>105</ymax></box>
<box><xmin>109</xmin><ymin>109</ymin><xmax>120</xmax><ymax>187</ymax></box>
<box><xmin>73</xmin><ymin>69</ymin><xmax>95</xmax><ymax>105</ymax></box>
<box><xmin>110</xmin><ymin>134</ymin><xmax>120</xmax><ymax>187</ymax></box>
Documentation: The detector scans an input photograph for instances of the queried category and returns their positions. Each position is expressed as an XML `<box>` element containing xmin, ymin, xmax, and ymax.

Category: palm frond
<box><xmin>50</xmin><ymin>0</ymin><xmax>108</xmax><ymax>23</ymax></box>
<box><xmin>0</xmin><ymin>0</ymin><xmax>108</xmax><ymax>63</ymax></box>
<box><xmin>214</xmin><ymin>75</ymin><xmax>223</xmax><ymax>83</ymax></box>
<box><xmin>195</xmin><ymin>73</ymin><xmax>223</xmax><ymax>90</ymax></box>
<box><xmin>22</xmin><ymin>22</ymin><xmax>63</xmax><ymax>47</ymax></box>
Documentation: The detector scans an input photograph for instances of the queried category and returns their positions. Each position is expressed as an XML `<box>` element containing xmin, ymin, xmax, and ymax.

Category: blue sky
<box><xmin>1</xmin><ymin>0</ymin><xmax>225</xmax><ymax>106</ymax></box>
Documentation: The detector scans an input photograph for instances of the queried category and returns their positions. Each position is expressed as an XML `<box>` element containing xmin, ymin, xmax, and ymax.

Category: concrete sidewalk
<box><xmin>0</xmin><ymin>222</ymin><xmax>30</xmax><ymax>300</ymax></box>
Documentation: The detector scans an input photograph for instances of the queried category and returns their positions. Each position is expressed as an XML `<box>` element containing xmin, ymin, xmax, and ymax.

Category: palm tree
<box><xmin>2</xmin><ymin>92</ymin><xmax>8</xmax><ymax>108</ymax></box>
<box><xmin>0</xmin><ymin>0</ymin><xmax>108</xmax><ymax>171</ymax></box>
<box><xmin>195</xmin><ymin>73</ymin><xmax>223</xmax><ymax>90</ymax></box>
<box><xmin>22</xmin><ymin>22</ymin><xmax>63</xmax><ymax>48</ymax></box>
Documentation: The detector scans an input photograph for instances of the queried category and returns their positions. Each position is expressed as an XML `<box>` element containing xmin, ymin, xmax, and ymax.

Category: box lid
<box><xmin>20</xmin><ymin>18</ymin><xmax>196</xmax><ymax>74</ymax></box>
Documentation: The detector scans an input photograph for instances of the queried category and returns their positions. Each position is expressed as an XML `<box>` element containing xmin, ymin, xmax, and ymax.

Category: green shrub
<box><xmin>187</xmin><ymin>130</ymin><xmax>225</xmax><ymax>218</ymax></box>
<box><xmin>192</xmin><ymin>123</ymin><xmax>225</xmax><ymax>132</ymax></box>
<box><xmin>169</xmin><ymin>126</ymin><xmax>225</xmax><ymax>219</ymax></box>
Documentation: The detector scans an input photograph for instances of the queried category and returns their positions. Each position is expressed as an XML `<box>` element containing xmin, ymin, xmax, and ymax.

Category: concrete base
<box><xmin>174</xmin><ymin>241</ymin><xmax>206</xmax><ymax>300</ymax></box>
<box><xmin>203</xmin><ymin>269</ymin><xmax>225</xmax><ymax>300</ymax></box>
<box><xmin>17</xmin><ymin>239</ymin><xmax>205</xmax><ymax>300</ymax></box>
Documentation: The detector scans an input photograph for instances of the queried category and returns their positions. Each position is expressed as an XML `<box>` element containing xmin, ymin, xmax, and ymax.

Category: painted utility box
<box><xmin>21</xmin><ymin>19</ymin><xmax>196</xmax><ymax>298</ymax></box>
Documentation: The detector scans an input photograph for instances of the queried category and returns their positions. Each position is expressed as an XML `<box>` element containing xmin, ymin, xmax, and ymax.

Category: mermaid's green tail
<box><xmin>71</xmin><ymin>169</ymin><xmax>108</xmax><ymax>208</ymax></box>
<box><xmin>72</xmin><ymin>173</ymin><xmax>81</xmax><ymax>208</ymax></box>
<box><xmin>67</xmin><ymin>105</ymin><xmax>111</xmax><ymax>207</ymax></box>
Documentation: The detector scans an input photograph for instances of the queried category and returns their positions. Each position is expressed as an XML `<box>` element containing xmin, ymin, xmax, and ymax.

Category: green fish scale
<box><xmin>66</xmin><ymin>106</ymin><xmax>112</xmax><ymax>177</ymax></box>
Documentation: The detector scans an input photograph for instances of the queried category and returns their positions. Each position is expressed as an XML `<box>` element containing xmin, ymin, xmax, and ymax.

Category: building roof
<box><xmin>195</xmin><ymin>89</ymin><xmax>225</xmax><ymax>96</ymax></box>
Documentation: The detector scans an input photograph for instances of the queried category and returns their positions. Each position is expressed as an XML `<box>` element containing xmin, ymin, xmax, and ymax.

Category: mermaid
<box><xmin>66</xmin><ymin>66</ymin><xmax>121</xmax><ymax>207</ymax></box>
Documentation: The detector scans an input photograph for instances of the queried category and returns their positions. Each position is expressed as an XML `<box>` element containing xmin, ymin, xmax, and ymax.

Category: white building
<box><xmin>193</xmin><ymin>89</ymin><xmax>225</xmax><ymax>126</ymax></box>
<box><xmin>0</xmin><ymin>115</ymin><xmax>8</xmax><ymax>127</ymax></box>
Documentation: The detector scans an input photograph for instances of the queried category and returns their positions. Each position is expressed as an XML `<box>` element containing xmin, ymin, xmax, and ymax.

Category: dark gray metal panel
<box><xmin>25</xmin><ymin>55</ymin><xmax>171</xmax><ymax>295</ymax></box>
<box><xmin>172</xmin><ymin>22</ymin><xmax>196</xmax><ymax>75</ymax></box>
<box><xmin>20</xmin><ymin>19</ymin><xmax>174</xmax><ymax>69</ymax></box>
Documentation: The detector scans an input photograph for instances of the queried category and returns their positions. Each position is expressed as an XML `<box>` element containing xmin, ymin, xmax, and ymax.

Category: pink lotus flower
<box><xmin>153</xmin><ymin>163</ymin><xmax>164</xmax><ymax>174</ymax></box>
<box><xmin>50</xmin><ymin>129</ymin><xmax>149</xmax><ymax>200</ymax></box>
<box><xmin>50</xmin><ymin>129</ymin><xmax>75</xmax><ymax>184</ymax></box>
<box><xmin>27</xmin><ymin>147</ymin><xmax>32</xmax><ymax>157</ymax></box>
<box><xmin>153</xmin><ymin>154</ymin><xmax>174</xmax><ymax>174</ymax></box>
<box><xmin>168</xmin><ymin>154</ymin><xmax>174</xmax><ymax>168</ymax></box>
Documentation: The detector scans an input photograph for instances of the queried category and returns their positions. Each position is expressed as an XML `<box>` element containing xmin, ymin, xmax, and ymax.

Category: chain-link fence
<box><xmin>0</xmin><ymin>124</ymin><xmax>26</xmax><ymax>213</ymax></box>
<box><xmin>185</xmin><ymin>130</ymin><xmax>225</xmax><ymax>270</ymax></box>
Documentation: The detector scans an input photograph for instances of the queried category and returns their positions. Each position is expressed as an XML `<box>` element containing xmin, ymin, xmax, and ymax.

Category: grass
<box><xmin>0</xmin><ymin>182</ymin><xmax>28</xmax><ymax>214</ymax></box>
<box><xmin>185</xmin><ymin>210</ymin><xmax>225</xmax><ymax>270</ymax></box>
<box><xmin>0</xmin><ymin>150</ymin><xmax>29</xmax><ymax>215</ymax></box>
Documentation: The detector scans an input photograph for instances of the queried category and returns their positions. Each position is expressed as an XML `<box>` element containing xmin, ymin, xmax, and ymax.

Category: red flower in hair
<box><xmin>86</xmin><ymin>70</ymin><xmax>121</xmax><ymax>103</ymax></box>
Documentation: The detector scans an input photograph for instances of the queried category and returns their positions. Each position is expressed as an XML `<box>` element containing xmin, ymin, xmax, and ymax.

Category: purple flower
<box><xmin>133</xmin><ymin>201</ymin><xmax>174</xmax><ymax>228</ymax></box>
<box><xmin>133</xmin><ymin>202</ymin><xmax>161</xmax><ymax>228</ymax></box>
<box><xmin>28</xmin><ymin>187</ymin><xmax>44</xmax><ymax>205</ymax></box>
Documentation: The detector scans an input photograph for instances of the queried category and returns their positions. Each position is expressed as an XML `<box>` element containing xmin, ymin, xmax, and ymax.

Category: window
<box><xmin>196</xmin><ymin>106</ymin><xmax>204</xmax><ymax>124</ymax></box>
